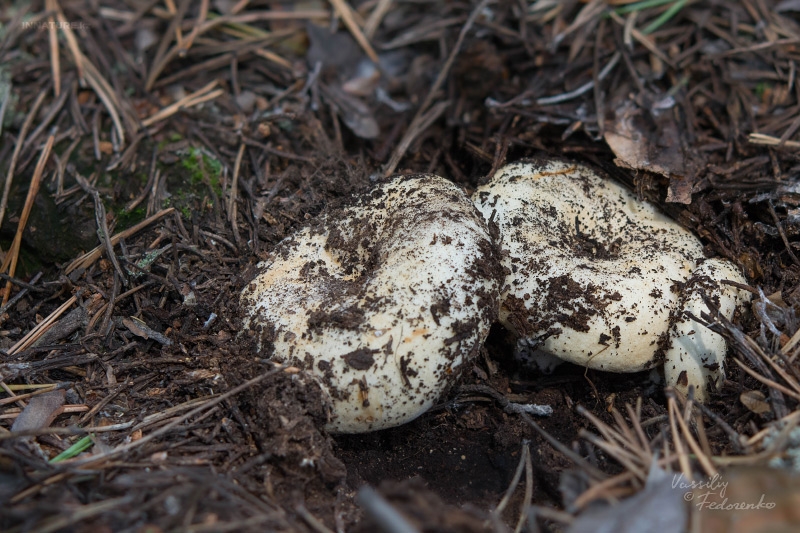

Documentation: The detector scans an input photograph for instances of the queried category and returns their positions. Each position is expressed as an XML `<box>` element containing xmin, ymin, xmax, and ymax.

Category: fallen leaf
<box><xmin>695</xmin><ymin>467</ymin><xmax>800</xmax><ymax>533</ymax></box>
<box><xmin>185</xmin><ymin>369</ymin><xmax>218</xmax><ymax>381</ymax></box>
<box><xmin>766</xmin><ymin>291</ymin><xmax>788</xmax><ymax>308</ymax></box>
<box><xmin>11</xmin><ymin>390</ymin><xmax>66</xmax><ymax>432</ymax></box>
<box><xmin>604</xmin><ymin>96</ymin><xmax>701</xmax><ymax>204</ymax></box>
<box><xmin>121</xmin><ymin>316</ymin><xmax>150</xmax><ymax>339</ymax></box>
<box><xmin>568</xmin><ymin>461</ymin><xmax>687</xmax><ymax>533</ymax></box>
<box><xmin>740</xmin><ymin>390</ymin><xmax>770</xmax><ymax>414</ymax></box>
<box><xmin>306</xmin><ymin>23</ymin><xmax>365</xmax><ymax>81</ymax></box>
<box><xmin>322</xmin><ymin>84</ymin><xmax>379</xmax><ymax>139</ymax></box>
<box><xmin>665</xmin><ymin>174</ymin><xmax>693</xmax><ymax>204</ymax></box>
<box><xmin>120</xmin><ymin>316</ymin><xmax>173</xmax><ymax>345</ymax></box>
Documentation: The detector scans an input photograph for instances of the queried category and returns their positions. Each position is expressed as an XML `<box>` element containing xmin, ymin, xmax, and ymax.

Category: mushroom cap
<box><xmin>472</xmin><ymin>158</ymin><xmax>707</xmax><ymax>372</ymax></box>
<box><xmin>665</xmin><ymin>258</ymin><xmax>750</xmax><ymax>402</ymax></box>
<box><xmin>241</xmin><ymin>175</ymin><xmax>502</xmax><ymax>433</ymax></box>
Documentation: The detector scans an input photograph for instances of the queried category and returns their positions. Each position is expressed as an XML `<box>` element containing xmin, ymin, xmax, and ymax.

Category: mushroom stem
<box><xmin>664</xmin><ymin>259</ymin><xmax>750</xmax><ymax>402</ymax></box>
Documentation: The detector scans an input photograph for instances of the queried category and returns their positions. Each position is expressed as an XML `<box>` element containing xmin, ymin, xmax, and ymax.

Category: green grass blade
<box><xmin>614</xmin><ymin>0</ymin><xmax>677</xmax><ymax>15</ymax></box>
<box><xmin>642</xmin><ymin>0</ymin><xmax>689</xmax><ymax>35</ymax></box>
<box><xmin>50</xmin><ymin>434</ymin><xmax>94</xmax><ymax>463</ymax></box>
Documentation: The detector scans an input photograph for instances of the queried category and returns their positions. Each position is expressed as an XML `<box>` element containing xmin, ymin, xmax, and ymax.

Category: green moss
<box><xmin>756</xmin><ymin>81</ymin><xmax>770</xmax><ymax>100</ymax></box>
<box><xmin>157</xmin><ymin>132</ymin><xmax>184</xmax><ymax>150</ymax></box>
<box><xmin>150</xmin><ymin>144</ymin><xmax>227</xmax><ymax>220</ymax></box>
<box><xmin>180</xmin><ymin>146</ymin><xmax>223</xmax><ymax>196</ymax></box>
<box><xmin>126</xmin><ymin>247</ymin><xmax>171</xmax><ymax>278</ymax></box>
<box><xmin>116</xmin><ymin>206</ymin><xmax>147</xmax><ymax>228</ymax></box>
<box><xmin>107</xmin><ymin>168</ymin><xmax>151</xmax><ymax>230</ymax></box>
<box><xmin>162</xmin><ymin>194</ymin><xmax>192</xmax><ymax>219</ymax></box>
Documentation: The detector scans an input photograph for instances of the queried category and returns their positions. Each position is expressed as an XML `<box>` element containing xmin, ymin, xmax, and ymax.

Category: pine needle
<box><xmin>1</xmin><ymin>133</ymin><xmax>55</xmax><ymax>306</ymax></box>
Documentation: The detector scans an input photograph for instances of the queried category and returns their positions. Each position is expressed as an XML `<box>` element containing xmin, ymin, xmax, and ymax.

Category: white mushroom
<box><xmin>472</xmin><ymin>158</ymin><xmax>750</xmax><ymax>400</ymax></box>
<box><xmin>665</xmin><ymin>259</ymin><xmax>749</xmax><ymax>402</ymax></box>
<box><xmin>241</xmin><ymin>175</ymin><xmax>502</xmax><ymax>433</ymax></box>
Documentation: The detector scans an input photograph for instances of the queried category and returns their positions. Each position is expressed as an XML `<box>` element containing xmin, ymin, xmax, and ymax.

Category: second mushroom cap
<box><xmin>471</xmin><ymin>158</ymin><xmax>749</xmax><ymax>399</ymax></box>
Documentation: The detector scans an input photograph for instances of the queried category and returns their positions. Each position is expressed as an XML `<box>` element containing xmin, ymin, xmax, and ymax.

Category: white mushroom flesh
<box><xmin>665</xmin><ymin>259</ymin><xmax>749</xmax><ymax>401</ymax></box>
<box><xmin>472</xmin><ymin>159</ymin><xmax>750</xmax><ymax>398</ymax></box>
<box><xmin>241</xmin><ymin>175</ymin><xmax>502</xmax><ymax>433</ymax></box>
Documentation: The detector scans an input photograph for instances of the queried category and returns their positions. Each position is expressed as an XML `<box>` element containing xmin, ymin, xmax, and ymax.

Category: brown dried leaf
<box><xmin>323</xmin><ymin>85</ymin><xmax>379</xmax><ymax>139</ymax></box>
<box><xmin>740</xmin><ymin>390</ymin><xmax>770</xmax><ymax>414</ymax></box>
<box><xmin>121</xmin><ymin>316</ymin><xmax>150</xmax><ymax>339</ymax></box>
<box><xmin>695</xmin><ymin>467</ymin><xmax>800</xmax><ymax>532</ymax></box>
<box><xmin>604</xmin><ymin>98</ymin><xmax>701</xmax><ymax>204</ymax></box>
<box><xmin>185</xmin><ymin>369</ymin><xmax>218</xmax><ymax>381</ymax></box>
<box><xmin>10</xmin><ymin>390</ymin><xmax>66</xmax><ymax>432</ymax></box>
<box><xmin>121</xmin><ymin>317</ymin><xmax>172</xmax><ymax>345</ymax></box>
<box><xmin>665</xmin><ymin>175</ymin><xmax>693</xmax><ymax>204</ymax></box>
<box><xmin>568</xmin><ymin>462</ymin><xmax>687</xmax><ymax>533</ymax></box>
<box><xmin>306</xmin><ymin>24</ymin><xmax>365</xmax><ymax>81</ymax></box>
